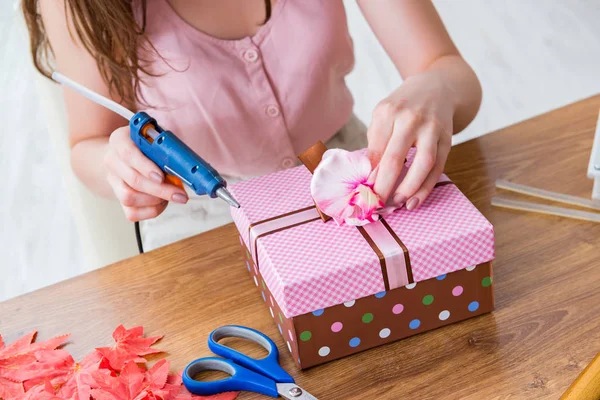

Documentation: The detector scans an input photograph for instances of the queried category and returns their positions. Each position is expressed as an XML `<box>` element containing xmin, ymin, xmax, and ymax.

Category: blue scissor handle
<box><xmin>182</xmin><ymin>357</ymin><xmax>279</xmax><ymax>397</ymax></box>
<box><xmin>208</xmin><ymin>325</ymin><xmax>294</xmax><ymax>384</ymax></box>
<box><xmin>129</xmin><ymin>111</ymin><xmax>225</xmax><ymax>197</ymax></box>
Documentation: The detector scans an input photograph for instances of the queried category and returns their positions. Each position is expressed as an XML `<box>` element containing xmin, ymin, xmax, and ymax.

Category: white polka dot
<box><xmin>288</xmin><ymin>330</ymin><xmax>294</xmax><ymax>342</ymax></box>
<box><xmin>253</xmin><ymin>276</ymin><xmax>258</xmax><ymax>286</ymax></box>
<box><xmin>344</xmin><ymin>300</ymin><xmax>355</xmax><ymax>307</ymax></box>
<box><xmin>269</xmin><ymin>307</ymin><xmax>274</xmax><ymax>318</ymax></box>
<box><xmin>379</xmin><ymin>328</ymin><xmax>391</xmax><ymax>338</ymax></box>
<box><xmin>405</xmin><ymin>283</ymin><xmax>417</xmax><ymax>290</ymax></box>
<box><xmin>318</xmin><ymin>346</ymin><xmax>330</xmax><ymax>357</ymax></box>
<box><xmin>287</xmin><ymin>342</ymin><xmax>292</xmax><ymax>353</ymax></box>
<box><xmin>439</xmin><ymin>310</ymin><xmax>450</xmax><ymax>321</ymax></box>
<box><xmin>466</xmin><ymin>265</ymin><xmax>477</xmax><ymax>271</ymax></box>
<box><xmin>270</xmin><ymin>296</ymin><xmax>275</xmax><ymax>306</ymax></box>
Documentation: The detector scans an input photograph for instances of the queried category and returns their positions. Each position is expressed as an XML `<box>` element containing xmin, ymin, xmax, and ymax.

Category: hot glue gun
<box><xmin>51</xmin><ymin>72</ymin><xmax>240</xmax><ymax>208</ymax></box>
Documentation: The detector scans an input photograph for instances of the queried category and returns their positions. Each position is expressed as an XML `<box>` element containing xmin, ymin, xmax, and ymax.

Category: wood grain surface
<box><xmin>2</xmin><ymin>96</ymin><xmax>600</xmax><ymax>399</ymax></box>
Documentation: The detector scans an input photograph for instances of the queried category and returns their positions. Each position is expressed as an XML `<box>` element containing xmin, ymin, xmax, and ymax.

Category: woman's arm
<box><xmin>39</xmin><ymin>0</ymin><xmax>187</xmax><ymax>220</ymax></box>
<box><xmin>357</xmin><ymin>0</ymin><xmax>482</xmax><ymax>210</ymax></box>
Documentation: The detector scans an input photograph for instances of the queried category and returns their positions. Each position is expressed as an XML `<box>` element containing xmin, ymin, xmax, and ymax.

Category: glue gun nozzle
<box><xmin>216</xmin><ymin>187</ymin><xmax>241</xmax><ymax>208</ymax></box>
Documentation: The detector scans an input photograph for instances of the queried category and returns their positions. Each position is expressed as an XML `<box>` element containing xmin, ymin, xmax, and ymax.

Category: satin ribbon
<box><xmin>247</xmin><ymin>206</ymin><xmax>414</xmax><ymax>290</ymax></box>
<box><xmin>357</xmin><ymin>218</ymin><xmax>411</xmax><ymax>290</ymax></box>
<box><xmin>248</xmin><ymin>206</ymin><xmax>321</xmax><ymax>269</ymax></box>
<box><xmin>246</xmin><ymin>142</ymin><xmax>452</xmax><ymax>291</ymax></box>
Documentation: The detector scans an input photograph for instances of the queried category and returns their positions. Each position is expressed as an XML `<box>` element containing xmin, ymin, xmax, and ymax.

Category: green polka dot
<box><xmin>362</xmin><ymin>313</ymin><xmax>374</xmax><ymax>323</ymax></box>
<box><xmin>422</xmin><ymin>295</ymin><xmax>434</xmax><ymax>305</ymax></box>
<box><xmin>279</xmin><ymin>313</ymin><xmax>283</xmax><ymax>323</ymax></box>
<box><xmin>261</xmin><ymin>279</ymin><xmax>266</xmax><ymax>289</ymax></box>
<box><xmin>300</xmin><ymin>331</ymin><xmax>312</xmax><ymax>341</ymax></box>
<box><xmin>482</xmin><ymin>277</ymin><xmax>493</xmax><ymax>287</ymax></box>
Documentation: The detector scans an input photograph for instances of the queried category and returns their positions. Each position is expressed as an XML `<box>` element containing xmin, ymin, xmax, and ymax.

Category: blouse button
<box><xmin>281</xmin><ymin>157</ymin><xmax>295</xmax><ymax>169</ymax></box>
<box><xmin>266</xmin><ymin>105</ymin><xmax>280</xmax><ymax>117</ymax></box>
<box><xmin>243</xmin><ymin>49</ymin><xmax>259</xmax><ymax>62</ymax></box>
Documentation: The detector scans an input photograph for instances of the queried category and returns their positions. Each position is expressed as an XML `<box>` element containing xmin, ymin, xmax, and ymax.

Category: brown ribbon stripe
<box><xmin>435</xmin><ymin>181</ymin><xmax>453</xmax><ymax>188</ymax></box>
<box><xmin>248</xmin><ymin>205</ymin><xmax>319</xmax><ymax>270</ymax></box>
<box><xmin>379</xmin><ymin>217</ymin><xmax>414</xmax><ymax>284</ymax></box>
<box><xmin>356</xmin><ymin>226</ymin><xmax>390</xmax><ymax>291</ymax></box>
<box><xmin>248</xmin><ymin>205</ymin><xmax>317</xmax><ymax>232</ymax></box>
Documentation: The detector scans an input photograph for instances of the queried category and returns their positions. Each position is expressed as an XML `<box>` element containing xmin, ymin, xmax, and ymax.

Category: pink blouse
<box><xmin>137</xmin><ymin>0</ymin><xmax>355</xmax><ymax>178</ymax></box>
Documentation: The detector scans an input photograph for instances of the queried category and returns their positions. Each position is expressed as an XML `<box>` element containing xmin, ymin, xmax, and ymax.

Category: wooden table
<box><xmin>3</xmin><ymin>97</ymin><xmax>600</xmax><ymax>399</ymax></box>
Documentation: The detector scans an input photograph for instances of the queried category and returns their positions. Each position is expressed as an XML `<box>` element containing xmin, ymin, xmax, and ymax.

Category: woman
<box><xmin>23</xmin><ymin>0</ymin><xmax>481</xmax><ymax>251</ymax></box>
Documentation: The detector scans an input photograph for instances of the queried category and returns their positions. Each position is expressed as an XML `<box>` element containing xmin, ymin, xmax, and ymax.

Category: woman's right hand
<box><xmin>104</xmin><ymin>126</ymin><xmax>189</xmax><ymax>222</ymax></box>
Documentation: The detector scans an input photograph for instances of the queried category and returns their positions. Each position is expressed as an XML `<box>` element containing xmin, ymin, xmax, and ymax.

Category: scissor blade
<box><xmin>276</xmin><ymin>383</ymin><xmax>319</xmax><ymax>400</ymax></box>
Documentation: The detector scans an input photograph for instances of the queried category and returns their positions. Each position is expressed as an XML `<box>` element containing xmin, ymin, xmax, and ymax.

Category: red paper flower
<box><xmin>19</xmin><ymin>380</ymin><xmax>63</xmax><ymax>400</ymax></box>
<box><xmin>0</xmin><ymin>326</ymin><xmax>238</xmax><ymax>400</ymax></box>
<box><xmin>53</xmin><ymin>351</ymin><xmax>109</xmax><ymax>400</ymax></box>
<box><xmin>0</xmin><ymin>331</ymin><xmax>70</xmax><ymax>399</ymax></box>
<box><xmin>96</xmin><ymin>325</ymin><xmax>163</xmax><ymax>372</ymax></box>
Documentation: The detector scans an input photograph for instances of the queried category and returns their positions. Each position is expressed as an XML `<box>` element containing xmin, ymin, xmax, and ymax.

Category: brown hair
<box><xmin>22</xmin><ymin>0</ymin><xmax>156</xmax><ymax>106</ymax></box>
<box><xmin>22</xmin><ymin>0</ymin><xmax>272</xmax><ymax>107</ymax></box>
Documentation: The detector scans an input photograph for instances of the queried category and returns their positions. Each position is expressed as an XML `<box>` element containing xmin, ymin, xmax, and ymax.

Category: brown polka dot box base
<box><xmin>240</xmin><ymin>242</ymin><xmax>494</xmax><ymax>369</ymax></box>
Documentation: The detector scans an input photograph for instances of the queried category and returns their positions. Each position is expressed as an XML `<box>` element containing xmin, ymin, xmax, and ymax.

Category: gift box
<box><xmin>229</xmin><ymin>144</ymin><xmax>495</xmax><ymax>369</ymax></box>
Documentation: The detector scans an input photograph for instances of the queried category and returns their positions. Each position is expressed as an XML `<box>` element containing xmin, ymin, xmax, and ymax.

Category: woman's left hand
<box><xmin>367</xmin><ymin>70</ymin><xmax>455</xmax><ymax>211</ymax></box>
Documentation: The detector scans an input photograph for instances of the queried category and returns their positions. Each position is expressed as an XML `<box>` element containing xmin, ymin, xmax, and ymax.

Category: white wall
<box><xmin>1</xmin><ymin>0</ymin><xmax>83</xmax><ymax>301</ymax></box>
<box><xmin>345</xmin><ymin>0</ymin><xmax>600</xmax><ymax>145</ymax></box>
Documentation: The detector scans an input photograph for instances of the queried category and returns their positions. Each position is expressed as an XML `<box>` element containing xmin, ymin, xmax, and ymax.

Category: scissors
<box><xmin>182</xmin><ymin>325</ymin><xmax>318</xmax><ymax>399</ymax></box>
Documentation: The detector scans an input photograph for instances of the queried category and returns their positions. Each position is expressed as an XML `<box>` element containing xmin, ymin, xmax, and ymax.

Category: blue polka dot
<box><xmin>375</xmin><ymin>291</ymin><xmax>386</xmax><ymax>298</ymax></box>
<box><xmin>409</xmin><ymin>319</ymin><xmax>421</xmax><ymax>329</ymax></box>
<box><xmin>278</xmin><ymin>325</ymin><xmax>283</xmax><ymax>334</ymax></box>
<box><xmin>261</xmin><ymin>292</ymin><xmax>266</xmax><ymax>302</ymax></box>
<box><xmin>349</xmin><ymin>337</ymin><xmax>361</xmax><ymax>348</ymax></box>
<box><xmin>312</xmin><ymin>309</ymin><xmax>324</xmax><ymax>316</ymax></box>
<box><xmin>468</xmin><ymin>301</ymin><xmax>480</xmax><ymax>312</ymax></box>
<box><xmin>436</xmin><ymin>274</ymin><xmax>447</xmax><ymax>280</ymax></box>
<box><xmin>245</xmin><ymin>261</ymin><xmax>251</xmax><ymax>271</ymax></box>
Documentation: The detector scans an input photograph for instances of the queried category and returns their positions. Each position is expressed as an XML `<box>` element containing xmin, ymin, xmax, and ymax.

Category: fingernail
<box><xmin>406</xmin><ymin>197</ymin><xmax>420</xmax><ymax>211</ymax></box>
<box><xmin>150</xmin><ymin>172</ymin><xmax>163</xmax><ymax>183</ymax></box>
<box><xmin>392</xmin><ymin>194</ymin><xmax>407</xmax><ymax>207</ymax></box>
<box><xmin>172</xmin><ymin>193</ymin><xmax>188</xmax><ymax>204</ymax></box>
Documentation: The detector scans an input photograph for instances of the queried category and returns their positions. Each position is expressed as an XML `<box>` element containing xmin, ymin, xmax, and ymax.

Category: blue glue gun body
<box><xmin>129</xmin><ymin>111</ymin><xmax>225</xmax><ymax>197</ymax></box>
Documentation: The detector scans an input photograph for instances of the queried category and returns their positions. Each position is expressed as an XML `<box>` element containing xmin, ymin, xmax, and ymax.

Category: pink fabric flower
<box><xmin>311</xmin><ymin>149</ymin><xmax>387</xmax><ymax>226</ymax></box>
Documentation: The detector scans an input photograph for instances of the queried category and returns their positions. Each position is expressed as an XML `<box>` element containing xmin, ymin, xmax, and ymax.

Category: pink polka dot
<box><xmin>452</xmin><ymin>286</ymin><xmax>463</xmax><ymax>296</ymax></box>
<box><xmin>392</xmin><ymin>304</ymin><xmax>404</xmax><ymax>314</ymax></box>
<box><xmin>331</xmin><ymin>322</ymin><xmax>343</xmax><ymax>332</ymax></box>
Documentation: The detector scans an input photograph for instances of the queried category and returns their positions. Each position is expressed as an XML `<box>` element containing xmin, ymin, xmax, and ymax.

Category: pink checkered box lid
<box><xmin>229</xmin><ymin>149</ymin><xmax>495</xmax><ymax>318</ymax></box>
